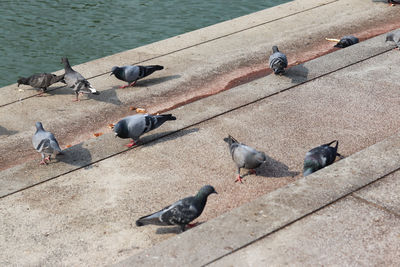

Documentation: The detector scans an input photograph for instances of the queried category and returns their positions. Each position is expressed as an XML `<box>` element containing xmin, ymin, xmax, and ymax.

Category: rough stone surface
<box><xmin>209</xmin><ymin>196</ymin><xmax>400</xmax><ymax>267</ymax></box>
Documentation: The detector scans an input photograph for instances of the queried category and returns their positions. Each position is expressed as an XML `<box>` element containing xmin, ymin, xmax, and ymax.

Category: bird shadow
<box><xmin>140</xmin><ymin>128</ymin><xmax>200</xmax><ymax>148</ymax></box>
<box><xmin>56</xmin><ymin>143</ymin><xmax>93</xmax><ymax>169</ymax></box>
<box><xmin>134</xmin><ymin>75</ymin><xmax>181</xmax><ymax>87</ymax></box>
<box><xmin>88</xmin><ymin>87</ymin><xmax>122</xmax><ymax>105</ymax></box>
<box><xmin>285</xmin><ymin>64</ymin><xmax>309</xmax><ymax>84</ymax></box>
<box><xmin>0</xmin><ymin>125</ymin><xmax>18</xmax><ymax>136</ymax></box>
<box><xmin>242</xmin><ymin>154</ymin><xmax>299</xmax><ymax>178</ymax></box>
<box><xmin>44</xmin><ymin>85</ymin><xmax>74</xmax><ymax>96</ymax></box>
<box><xmin>155</xmin><ymin>221</ymin><xmax>205</xmax><ymax>235</ymax></box>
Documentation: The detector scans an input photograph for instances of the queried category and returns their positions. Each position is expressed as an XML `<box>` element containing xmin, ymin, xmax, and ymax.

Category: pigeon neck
<box><xmin>63</xmin><ymin>59</ymin><xmax>73</xmax><ymax>72</ymax></box>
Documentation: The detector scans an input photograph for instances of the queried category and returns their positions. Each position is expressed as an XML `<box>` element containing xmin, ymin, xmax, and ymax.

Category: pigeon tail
<box><xmin>135</xmin><ymin>209</ymin><xmax>168</xmax><ymax>227</ymax></box>
<box><xmin>140</xmin><ymin>65</ymin><xmax>164</xmax><ymax>79</ymax></box>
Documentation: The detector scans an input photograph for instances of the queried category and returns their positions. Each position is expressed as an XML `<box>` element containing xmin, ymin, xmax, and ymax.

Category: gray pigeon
<box><xmin>110</xmin><ymin>65</ymin><xmax>164</xmax><ymax>88</ymax></box>
<box><xmin>334</xmin><ymin>35</ymin><xmax>359</xmax><ymax>48</ymax></box>
<box><xmin>113</xmin><ymin>113</ymin><xmax>176</xmax><ymax>147</ymax></box>
<box><xmin>303</xmin><ymin>140</ymin><xmax>344</xmax><ymax>176</ymax></box>
<box><xmin>269</xmin><ymin>45</ymin><xmax>288</xmax><ymax>75</ymax></box>
<box><xmin>224</xmin><ymin>135</ymin><xmax>267</xmax><ymax>183</ymax></box>
<box><xmin>386</xmin><ymin>30</ymin><xmax>400</xmax><ymax>48</ymax></box>
<box><xmin>32</xmin><ymin>122</ymin><xmax>62</xmax><ymax>165</ymax></box>
<box><xmin>61</xmin><ymin>57</ymin><xmax>100</xmax><ymax>101</ymax></box>
<box><xmin>136</xmin><ymin>185</ymin><xmax>217</xmax><ymax>232</ymax></box>
<box><xmin>17</xmin><ymin>73</ymin><xmax>65</xmax><ymax>95</ymax></box>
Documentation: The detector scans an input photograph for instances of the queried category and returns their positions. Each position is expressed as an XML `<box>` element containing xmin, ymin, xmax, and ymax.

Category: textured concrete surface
<box><xmin>1</xmin><ymin>0</ymin><xmax>400</xmax><ymax>266</ymax></box>
<box><xmin>209</xmin><ymin>196</ymin><xmax>400</xmax><ymax>267</ymax></box>
<box><xmin>1</xmin><ymin>0</ymin><xmax>400</xmax><ymax>171</ymax></box>
<box><xmin>118</xmin><ymin>131</ymin><xmax>400</xmax><ymax>266</ymax></box>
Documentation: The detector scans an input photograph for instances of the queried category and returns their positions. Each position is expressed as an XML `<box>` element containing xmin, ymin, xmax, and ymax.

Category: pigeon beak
<box><xmin>214</xmin><ymin>191</ymin><xmax>218</xmax><ymax>194</ymax></box>
<box><xmin>17</xmin><ymin>83</ymin><xmax>20</xmax><ymax>87</ymax></box>
<box><xmin>110</xmin><ymin>72</ymin><xmax>114</xmax><ymax>76</ymax></box>
<box><xmin>114</xmin><ymin>132</ymin><xmax>118</xmax><ymax>138</ymax></box>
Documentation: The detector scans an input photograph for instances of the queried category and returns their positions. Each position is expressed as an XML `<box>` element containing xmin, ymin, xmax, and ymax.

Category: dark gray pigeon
<box><xmin>113</xmin><ymin>113</ymin><xmax>176</xmax><ymax>147</ymax></box>
<box><xmin>386</xmin><ymin>30</ymin><xmax>400</xmax><ymax>48</ymax></box>
<box><xmin>303</xmin><ymin>140</ymin><xmax>344</xmax><ymax>176</ymax></box>
<box><xmin>334</xmin><ymin>35</ymin><xmax>359</xmax><ymax>48</ymax></box>
<box><xmin>224</xmin><ymin>135</ymin><xmax>266</xmax><ymax>183</ymax></box>
<box><xmin>110</xmin><ymin>65</ymin><xmax>164</xmax><ymax>88</ymax></box>
<box><xmin>32</xmin><ymin>122</ymin><xmax>62</xmax><ymax>165</ymax></box>
<box><xmin>269</xmin><ymin>45</ymin><xmax>288</xmax><ymax>75</ymax></box>
<box><xmin>136</xmin><ymin>185</ymin><xmax>217</xmax><ymax>232</ymax></box>
<box><xmin>61</xmin><ymin>57</ymin><xmax>100</xmax><ymax>101</ymax></box>
<box><xmin>17</xmin><ymin>73</ymin><xmax>65</xmax><ymax>95</ymax></box>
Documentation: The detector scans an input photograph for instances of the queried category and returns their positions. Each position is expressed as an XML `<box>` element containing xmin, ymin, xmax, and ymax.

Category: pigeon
<box><xmin>110</xmin><ymin>65</ymin><xmax>164</xmax><ymax>88</ymax></box>
<box><xmin>61</xmin><ymin>57</ymin><xmax>100</xmax><ymax>101</ymax></box>
<box><xmin>303</xmin><ymin>140</ymin><xmax>344</xmax><ymax>176</ymax></box>
<box><xmin>385</xmin><ymin>30</ymin><xmax>400</xmax><ymax>49</ymax></box>
<box><xmin>333</xmin><ymin>35</ymin><xmax>359</xmax><ymax>48</ymax></box>
<box><xmin>387</xmin><ymin>0</ymin><xmax>400</xmax><ymax>6</ymax></box>
<box><xmin>32</xmin><ymin>122</ymin><xmax>62</xmax><ymax>165</ymax></box>
<box><xmin>17</xmin><ymin>73</ymin><xmax>65</xmax><ymax>95</ymax></box>
<box><xmin>269</xmin><ymin>45</ymin><xmax>288</xmax><ymax>75</ymax></box>
<box><xmin>136</xmin><ymin>185</ymin><xmax>217</xmax><ymax>232</ymax></box>
<box><xmin>113</xmin><ymin>113</ymin><xmax>176</xmax><ymax>147</ymax></box>
<box><xmin>223</xmin><ymin>135</ymin><xmax>267</xmax><ymax>183</ymax></box>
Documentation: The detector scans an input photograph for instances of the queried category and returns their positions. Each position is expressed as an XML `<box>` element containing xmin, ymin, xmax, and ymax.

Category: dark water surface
<box><xmin>0</xmin><ymin>0</ymin><xmax>290</xmax><ymax>88</ymax></box>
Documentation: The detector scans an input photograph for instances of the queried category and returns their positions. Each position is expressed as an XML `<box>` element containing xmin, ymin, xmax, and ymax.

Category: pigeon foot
<box><xmin>39</xmin><ymin>160</ymin><xmax>47</xmax><ymax>165</ymax></box>
<box><xmin>125</xmin><ymin>140</ymin><xmax>137</xmax><ymax>148</ymax></box>
<box><xmin>186</xmin><ymin>222</ymin><xmax>198</xmax><ymax>228</ymax></box>
<box><xmin>249</xmin><ymin>169</ymin><xmax>257</xmax><ymax>175</ymax></box>
<box><xmin>235</xmin><ymin>175</ymin><xmax>243</xmax><ymax>183</ymax></box>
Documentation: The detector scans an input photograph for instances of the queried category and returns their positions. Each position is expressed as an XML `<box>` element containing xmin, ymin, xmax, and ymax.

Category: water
<box><xmin>0</xmin><ymin>0</ymin><xmax>290</xmax><ymax>88</ymax></box>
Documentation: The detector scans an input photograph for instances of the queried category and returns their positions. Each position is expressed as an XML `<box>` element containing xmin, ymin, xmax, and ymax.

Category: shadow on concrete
<box><xmin>57</xmin><ymin>143</ymin><xmax>93</xmax><ymax>169</ymax></box>
<box><xmin>135</xmin><ymin>75</ymin><xmax>181</xmax><ymax>87</ymax></box>
<box><xmin>141</xmin><ymin>128</ymin><xmax>200</xmax><ymax>147</ymax></box>
<box><xmin>242</xmin><ymin>155</ymin><xmax>299</xmax><ymax>178</ymax></box>
<box><xmin>155</xmin><ymin>221</ymin><xmax>205</xmax><ymax>235</ymax></box>
<box><xmin>0</xmin><ymin>125</ymin><xmax>18</xmax><ymax>136</ymax></box>
<box><xmin>285</xmin><ymin>64</ymin><xmax>309</xmax><ymax>84</ymax></box>
<box><xmin>88</xmin><ymin>87</ymin><xmax>122</xmax><ymax>105</ymax></box>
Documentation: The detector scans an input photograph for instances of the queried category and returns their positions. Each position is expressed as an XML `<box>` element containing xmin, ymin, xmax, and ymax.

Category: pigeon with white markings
<box><xmin>303</xmin><ymin>140</ymin><xmax>344</xmax><ymax>176</ymax></box>
<box><xmin>61</xmin><ymin>57</ymin><xmax>100</xmax><ymax>101</ymax></box>
<box><xmin>333</xmin><ymin>35</ymin><xmax>359</xmax><ymax>48</ymax></box>
<box><xmin>136</xmin><ymin>185</ymin><xmax>217</xmax><ymax>232</ymax></box>
<box><xmin>113</xmin><ymin>113</ymin><xmax>176</xmax><ymax>147</ymax></box>
<box><xmin>224</xmin><ymin>135</ymin><xmax>266</xmax><ymax>183</ymax></box>
<box><xmin>17</xmin><ymin>73</ymin><xmax>65</xmax><ymax>95</ymax></box>
<box><xmin>32</xmin><ymin>122</ymin><xmax>62</xmax><ymax>165</ymax></box>
<box><xmin>386</xmin><ymin>30</ymin><xmax>400</xmax><ymax>49</ymax></box>
<box><xmin>269</xmin><ymin>45</ymin><xmax>288</xmax><ymax>75</ymax></box>
<box><xmin>110</xmin><ymin>65</ymin><xmax>164</xmax><ymax>88</ymax></box>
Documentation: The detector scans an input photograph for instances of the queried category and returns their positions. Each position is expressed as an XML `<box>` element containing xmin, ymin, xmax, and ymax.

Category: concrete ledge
<box><xmin>116</xmin><ymin>130</ymin><xmax>400</xmax><ymax>266</ymax></box>
<box><xmin>0</xmin><ymin>32</ymin><xmax>396</xmax><ymax>198</ymax></box>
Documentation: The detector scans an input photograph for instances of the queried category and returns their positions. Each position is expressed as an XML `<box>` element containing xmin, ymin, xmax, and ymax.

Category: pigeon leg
<box><xmin>235</xmin><ymin>168</ymin><xmax>243</xmax><ymax>183</ymax></box>
<box><xmin>249</xmin><ymin>169</ymin><xmax>257</xmax><ymax>175</ymax></box>
<box><xmin>37</xmin><ymin>88</ymin><xmax>45</xmax><ymax>97</ymax></box>
<box><xmin>119</xmin><ymin>84</ymin><xmax>129</xmax><ymax>89</ymax></box>
<box><xmin>125</xmin><ymin>140</ymin><xmax>137</xmax><ymax>148</ymax></box>
<box><xmin>128</xmin><ymin>81</ymin><xmax>137</xmax><ymax>87</ymax></box>
<box><xmin>45</xmin><ymin>155</ymin><xmax>51</xmax><ymax>162</ymax></box>
<box><xmin>72</xmin><ymin>92</ymin><xmax>80</xmax><ymax>102</ymax></box>
<box><xmin>39</xmin><ymin>154</ymin><xmax>47</xmax><ymax>165</ymax></box>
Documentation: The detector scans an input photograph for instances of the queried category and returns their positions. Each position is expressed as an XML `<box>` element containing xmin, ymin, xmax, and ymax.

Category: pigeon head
<box><xmin>386</xmin><ymin>33</ymin><xmax>394</xmax><ymax>42</ymax></box>
<box><xmin>113</xmin><ymin>120</ymin><xmax>129</xmax><ymax>138</ymax></box>
<box><xmin>17</xmin><ymin>77</ymin><xmax>28</xmax><ymax>87</ymax></box>
<box><xmin>303</xmin><ymin>159</ymin><xmax>318</xmax><ymax>176</ymax></box>
<box><xmin>61</xmin><ymin>57</ymin><xmax>73</xmax><ymax>70</ymax></box>
<box><xmin>223</xmin><ymin>135</ymin><xmax>238</xmax><ymax>146</ymax></box>
<box><xmin>110</xmin><ymin>66</ymin><xmax>123</xmax><ymax>77</ymax></box>
<box><xmin>272</xmin><ymin>45</ymin><xmax>279</xmax><ymax>53</ymax></box>
<box><xmin>35</xmin><ymin>122</ymin><xmax>45</xmax><ymax>131</ymax></box>
<box><xmin>196</xmin><ymin>185</ymin><xmax>218</xmax><ymax>198</ymax></box>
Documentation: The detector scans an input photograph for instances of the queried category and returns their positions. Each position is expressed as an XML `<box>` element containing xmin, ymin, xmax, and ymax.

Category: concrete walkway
<box><xmin>1</xmin><ymin>0</ymin><xmax>400</xmax><ymax>266</ymax></box>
